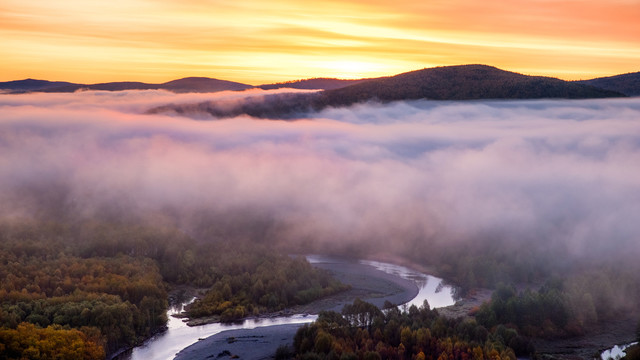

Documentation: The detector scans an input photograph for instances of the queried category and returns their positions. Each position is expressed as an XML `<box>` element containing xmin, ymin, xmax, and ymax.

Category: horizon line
<box><xmin>3</xmin><ymin>64</ymin><xmax>638</xmax><ymax>86</ymax></box>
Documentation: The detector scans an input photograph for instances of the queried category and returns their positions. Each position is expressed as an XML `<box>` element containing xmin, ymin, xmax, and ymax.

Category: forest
<box><xmin>475</xmin><ymin>276</ymin><xmax>640</xmax><ymax>339</ymax></box>
<box><xmin>0</xmin><ymin>220</ymin><xmax>349</xmax><ymax>358</ymax></box>
<box><xmin>147</xmin><ymin>65</ymin><xmax>625</xmax><ymax>120</ymax></box>
<box><xmin>290</xmin><ymin>299</ymin><xmax>532</xmax><ymax>360</ymax></box>
<box><xmin>1</xmin><ymin>216</ymin><xmax>639</xmax><ymax>359</ymax></box>
<box><xmin>186</xmin><ymin>255</ymin><xmax>348</xmax><ymax>321</ymax></box>
<box><xmin>289</xmin><ymin>293</ymin><xmax>640</xmax><ymax>360</ymax></box>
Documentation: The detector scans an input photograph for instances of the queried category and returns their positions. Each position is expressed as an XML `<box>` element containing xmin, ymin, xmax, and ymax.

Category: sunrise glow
<box><xmin>1</xmin><ymin>0</ymin><xmax>639</xmax><ymax>84</ymax></box>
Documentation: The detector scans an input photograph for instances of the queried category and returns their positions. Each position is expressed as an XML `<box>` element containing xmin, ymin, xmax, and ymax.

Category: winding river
<box><xmin>118</xmin><ymin>256</ymin><xmax>457</xmax><ymax>360</ymax></box>
<box><xmin>359</xmin><ymin>260</ymin><xmax>457</xmax><ymax>309</ymax></box>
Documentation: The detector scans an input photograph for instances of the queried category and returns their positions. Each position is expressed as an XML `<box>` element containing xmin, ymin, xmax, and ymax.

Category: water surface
<box><xmin>120</xmin><ymin>256</ymin><xmax>455</xmax><ymax>360</ymax></box>
<box><xmin>601</xmin><ymin>342</ymin><xmax>637</xmax><ymax>360</ymax></box>
<box><xmin>360</xmin><ymin>260</ymin><xmax>458</xmax><ymax>309</ymax></box>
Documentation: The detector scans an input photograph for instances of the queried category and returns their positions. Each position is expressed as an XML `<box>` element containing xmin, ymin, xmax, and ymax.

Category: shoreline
<box><xmin>533</xmin><ymin>312</ymin><xmax>639</xmax><ymax>360</ymax></box>
<box><xmin>174</xmin><ymin>324</ymin><xmax>302</xmax><ymax>360</ymax></box>
<box><xmin>137</xmin><ymin>256</ymin><xmax>637</xmax><ymax>360</ymax></box>
<box><xmin>183</xmin><ymin>258</ymin><xmax>419</xmax><ymax>327</ymax></box>
<box><xmin>174</xmin><ymin>258</ymin><xmax>420</xmax><ymax>360</ymax></box>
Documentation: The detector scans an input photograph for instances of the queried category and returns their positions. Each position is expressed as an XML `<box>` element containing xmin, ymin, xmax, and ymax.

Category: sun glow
<box><xmin>0</xmin><ymin>0</ymin><xmax>638</xmax><ymax>83</ymax></box>
<box><xmin>319</xmin><ymin>60</ymin><xmax>388</xmax><ymax>79</ymax></box>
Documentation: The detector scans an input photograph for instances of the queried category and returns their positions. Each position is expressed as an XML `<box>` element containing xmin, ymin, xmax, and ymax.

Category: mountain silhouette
<box><xmin>2</xmin><ymin>65</ymin><xmax>632</xmax><ymax>106</ymax></box>
<box><xmin>0</xmin><ymin>79</ymin><xmax>77</xmax><ymax>92</ymax></box>
<box><xmin>576</xmin><ymin>71</ymin><xmax>640</xmax><ymax>96</ymax></box>
<box><xmin>1</xmin><ymin>78</ymin><xmax>251</xmax><ymax>93</ymax></box>
<box><xmin>258</xmin><ymin>78</ymin><xmax>371</xmax><ymax>91</ymax></box>
<box><xmin>315</xmin><ymin>65</ymin><xmax>623</xmax><ymax>108</ymax></box>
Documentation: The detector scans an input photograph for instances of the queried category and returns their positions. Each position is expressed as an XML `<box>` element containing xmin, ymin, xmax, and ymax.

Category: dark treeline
<box><xmin>475</xmin><ymin>273</ymin><xmax>640</xmax><ymax>338</ymax></box>
<box><xmin>289</xmin><ymin>293</ymin><xmax>640</xmax><ymax>360</ymax></box>
<box><xmin>317</xmin><ymin>65</ymin><xmax>623</xmax><ymax>108</ymax></box>
<box><xmin>258</xmin><ymin>78</ymin><xmax>370</xmax><ymax>91</ymax></box>
<box><xmin>0</xmin><ymin>220</ymin><xmax>349</xmax><ymax>358</ymax></box>
<box><xmin>408</xmin><ymin>239</ymin><xmax>554</xmax><ymax>292</ymax></box>
<box><xmin>576</xmin><ymin>71</ymin><xmax>640</xmax><ymax>96</ymax></box>
<box><xmin>398</xmin><ymin>233</ymin><xmax>640</xmax><ymax>319</ymax></box>
<box><xmin>147</xmin><ymin>91</ymin><xmax>319</xmax><ymax>120</ymax></box>
<box><xmin>147</xmin><ymin>65</ymin><xmax>625</xmax><ymax>120</ymax></box>
<box><xmin>3</xmin><ymin>65</ymin><xmax>639</xmax><ymax>96</ymax></box>
<box><xmin>187</xmin><ymin>256</ymin><xmax>349</xmax><ymax>321</ymax></box>
<box><xmin>290</xmin><ymin>299</ymin><xmax>533</xmax><ymax>360</ymax></box>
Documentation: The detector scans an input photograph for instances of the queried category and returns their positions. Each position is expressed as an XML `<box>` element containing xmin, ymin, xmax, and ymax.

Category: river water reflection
<box><xmin>601</xmin><ymin>342</ymin><xmax>638</xmax><ymax>360</ymax></box>
<box><xmin>118</xmin><ymin>310</ymin><xmax>315</xmax><ymax>360</ymax></box>
<box><xmin>359</xmin><ymin>260</ymin><xmax>458</xmax><ymax>309</ymax></box>
<box><xmin>119</xmin><ymin>256</ymin><xmax>456</xmax><ymax>360</ymax></box>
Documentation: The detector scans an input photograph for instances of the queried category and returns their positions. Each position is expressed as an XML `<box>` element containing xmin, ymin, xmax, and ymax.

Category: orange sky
<box><xmin>1</xmin><ymin>0</ymin><xmax>639</xmax><ymax>84</ymax></box>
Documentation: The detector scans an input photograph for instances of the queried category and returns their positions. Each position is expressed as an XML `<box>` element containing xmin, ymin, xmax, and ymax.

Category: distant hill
<box><xmin>576</xmin><ymin>72</ymin><xmax>640</xmax><ymax>96</ymax></box>
<box><xmin>0</xmin><ymin>79</ymin><xmax>77</xmax><ymax>92</ymax></box>
<box><xmin>315</xmin><ymin>65</ymin><xmax>625</xmax><ymax>108</ymax></box>
<box><xmin>160</xmin><ymin>77</ymin><xmax>252</xmax><ymax>93</ymax></box>
<box><xmin>1</xmin><ymin>77</ymin><xmax>252</xmax><ymax>94</ymax></box>
<box><xmin>40</xmin><ymin>82</ymin><xmax>158</xmax><ymax>92</ymax></box>
<box><xmin>4</xmin><ymin>65</ymin><xmax>631</xmax><ymax>113</ymax></box>
<box><xmin>258</xmin><ymin>78</ymin><xmax>372</xmax><ymax>91</ymax></box>
<box><xmin>149</xmin><ymin>65</ymin><xmax>625</xmax><ymax>120</ymax></box>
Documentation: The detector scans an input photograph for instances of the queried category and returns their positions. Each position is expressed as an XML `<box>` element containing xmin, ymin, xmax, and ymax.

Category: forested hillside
<box><xmin>0</xmin><ymin>221</ymin><xmax>348</xmax><ymax>358</ymax></box>
<box><xmin>148</xmin><ymin>65</ymin><xmax>625</xmax><ymax>119</ymax></box>
<box><xmin>576</xmin><ymin>71</ymin><xmax>640</xmax><ymax>96</ymax></box>
<box><xmin>316</xmin><ymin>65</ymin><xmax>624</xmax><ymax>107</ymax></box>
<box><xmin>258</xmin><ymin>78</ymin><xmax>371</xmax><ymax>90</ymax></box>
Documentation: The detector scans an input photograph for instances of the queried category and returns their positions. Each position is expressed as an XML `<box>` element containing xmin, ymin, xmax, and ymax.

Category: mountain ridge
<box><xmin>1</xmin><ymin>65</ymin><xmax>635</xmax><ymax>100</ymax></box>
<box><xmin>0</xmin><ymin>77</ymin><xmax>366</xmax><ymax>93</ymax></box>
<box><xmin>316</xmin><ymin>65</ymin><xmax>624</xmax><ymax>107</ymax></box>
<box><xmin>146</xmin><ymin>65</ymin><xmax>627</xmax><ymax>119</ymax></box>
<box><xmin>575</xmin><ymin>71</ymin><xmax>640</xmax><ymax>96</ymax></box>
<box><xmin>0</xmin><ymin>77</ymin><xmax>253</xmax><ymax>94</ymax></box>
<box><xmin>0</xmin><ymin>79</ymin><xmax>77</xmax><ymax>92</ymax></box>
<box><xmin>258</xmin><ymin>78</ymin><xmax>374</xmax><ymax>91</ymax></box>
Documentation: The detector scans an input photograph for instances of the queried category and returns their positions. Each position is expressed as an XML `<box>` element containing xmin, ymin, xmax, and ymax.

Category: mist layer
<box><xmin>1</xmin><ymin>90</ymin><xmax>639</xmax><ymax>262</ymax></box>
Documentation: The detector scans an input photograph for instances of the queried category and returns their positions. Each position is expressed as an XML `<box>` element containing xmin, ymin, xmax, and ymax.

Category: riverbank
<box><xmin>185</xmin><ymin>257</ymin><xmax>419</xmax><ymax>327</ymax></box>
<box><xmin>437</xmin><ymin>287</ymin><xmax>492</xmax><ymax>320</ymax></box>
<box><xmin>175</xmin><ymin>258</ymin><xmax>420</xmax><ymax>360</ymax></box>
<box><xmin>174</xmin><ymin>324</ymin><xmax>301</xmax><ymax>360</ymax></box>
<box><xmin>532</xmin><ymin>312</ymin><xmax>639</xmax><ymax>360</ymax></box>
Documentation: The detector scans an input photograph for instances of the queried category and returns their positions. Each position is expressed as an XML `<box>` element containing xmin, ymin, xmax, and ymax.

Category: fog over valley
<box><xmin>1</xmin><ymin>90</ymin><xmax>639</xmax><ymax>265</ymax></box>
<box><xmin>3</xmin><ymin>0</ymin><xmax>639</xmax><ymax>355</ymax></box>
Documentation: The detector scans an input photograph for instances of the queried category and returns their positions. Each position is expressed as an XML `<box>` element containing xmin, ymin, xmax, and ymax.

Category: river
<box><xmin>118</xmin><ymin>256</ymin><xmax>457</xmax><ymax>360</ymax></box>
<box><xmin>359</xmin><ymin>259</ymin><xmax>457</xmax><ymax>309</ymax></box>
<box><xmin>601</xmin><ymin>342</ymin><xmax>638</xmax><ymax>360</ymax></box>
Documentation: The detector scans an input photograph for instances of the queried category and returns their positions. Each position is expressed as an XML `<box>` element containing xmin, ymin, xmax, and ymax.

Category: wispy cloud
<box><xmin>1</xmin><ymin>0</ymin><xmax>639</xmax><ymax>83</ymax></box>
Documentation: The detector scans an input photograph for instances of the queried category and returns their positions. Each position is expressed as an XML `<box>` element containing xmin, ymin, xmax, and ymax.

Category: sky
<box><xmin>1</xmin><ymin>0</ymin><xmax>639</xmax><ymax>84</ymax></box>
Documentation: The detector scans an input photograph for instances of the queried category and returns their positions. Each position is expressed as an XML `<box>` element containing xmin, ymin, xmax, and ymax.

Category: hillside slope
<box><xmin>576</xmin><ymin>72</ymin><xmax>640</xmax><ymax>96</ymax></box>
<box><xmin>1</xmin><ymin>78</ymin><xmax>252</xmax><ymax>94</ymax></box>
<box><xmin>0</xmin><ymin>79</ymin><xmax>77</xmax><ymax>92</ymax></box>
<box><xmin>148</xmin><ymin>65</ymin><xmax>626</xmax><ymax>119</ymax></box>
<box><xmin>316</xmin><ymin>65</ymin><xmax>624</xmax><ymax>107</ymax></box>
<box><xmin>161</xmin><ymin>77</ymin><xmax>252</xmax><ymax>92</ymax></box>
<box><xmin>258</xmin><ymin>78</ymin><xmax>372</xmax><ymax>91</ymax></box>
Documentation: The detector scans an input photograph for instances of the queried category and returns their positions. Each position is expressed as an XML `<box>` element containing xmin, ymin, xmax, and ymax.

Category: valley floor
<box><xmin>175</xmin><ymin>258</ymin><xmax>418</xmax><ymax>360</ymax></box>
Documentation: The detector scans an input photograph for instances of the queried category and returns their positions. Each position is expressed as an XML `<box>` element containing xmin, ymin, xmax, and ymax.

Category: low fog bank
<box><xmin>1</xmin><ymin>90</ymin><xmax>639</xmax><ymax>270</ymax></box>
<box><xmin>147</xmin><ymin>88</ymin><xmax>320</xmax><ymax>119</ymax></box>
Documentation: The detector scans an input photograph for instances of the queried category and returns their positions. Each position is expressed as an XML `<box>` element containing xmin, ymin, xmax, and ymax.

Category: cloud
<box><xmin>1</xmin><ymin>90</ymin><xmax>639</xmax><ymax>263</ymax></box>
